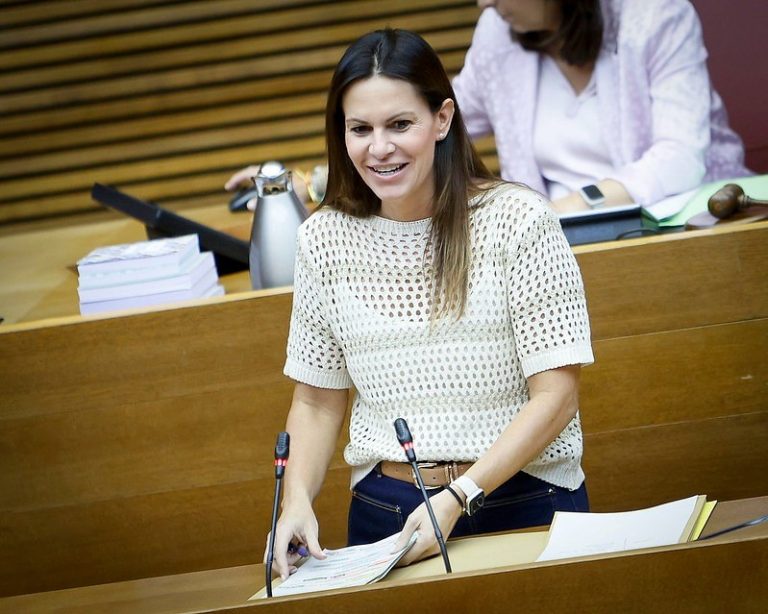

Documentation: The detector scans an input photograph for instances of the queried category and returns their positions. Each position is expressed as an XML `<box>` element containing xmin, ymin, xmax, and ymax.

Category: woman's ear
<box><xmin>436</xmin><ymin>98</ymin><xmax>455</xmax><ymax>139</ymax></box>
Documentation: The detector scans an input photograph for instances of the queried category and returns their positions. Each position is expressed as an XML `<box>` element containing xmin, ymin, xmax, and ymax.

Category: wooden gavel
<box><xmin>708</xmin><ymin>183</ymin><xmax>768</xmax><ymax>219</ymax></box>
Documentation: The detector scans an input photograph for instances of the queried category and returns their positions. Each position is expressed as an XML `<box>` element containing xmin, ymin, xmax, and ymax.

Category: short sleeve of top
<box><xmin>283</xmin><ymin>224</ymin><xmax>353</xmax><ymax>389</ymax></box>
<box><xmin>503</xmin><ymin>195</ymin><xmax>594</xmax><ymax>377</ymax></box>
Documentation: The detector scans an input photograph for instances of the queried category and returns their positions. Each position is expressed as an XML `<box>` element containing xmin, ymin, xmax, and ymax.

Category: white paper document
<box><xmin>536</xmin><ymin>495</ymin><xmax>703</xmax><ymax>562</ymax></box>
<box><xmin>254</xmin><ymin>531</ymin><xmax>418</xmax><ymax>598</ymax></box>
<box><xmin>642</xmin><ymin>189</ymin><xmax>698</xmax><ymax>222</ymax></box>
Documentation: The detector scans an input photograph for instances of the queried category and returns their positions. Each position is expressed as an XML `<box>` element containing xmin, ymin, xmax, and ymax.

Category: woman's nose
<box><xmin>368</xmin><ymin>132</ymin><xmax>395</xmax><ymax>157</ymax></box>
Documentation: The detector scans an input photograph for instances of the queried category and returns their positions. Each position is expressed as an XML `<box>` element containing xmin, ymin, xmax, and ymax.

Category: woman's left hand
<box><xmin>392</xmin><ymin>490</ymin><xmax>464</xmax><ymax>566</ymax></box>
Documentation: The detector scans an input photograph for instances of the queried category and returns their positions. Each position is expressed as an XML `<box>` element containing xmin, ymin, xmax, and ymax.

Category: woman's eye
<box><xmin>392</xmin><ymin>120</ymin><xmax>411</xmax><ymax>131</ymax></box>
<box><xmin>350</xmin><ymin>125</ymin><xmax>371</xmax><ymax>135</ymax></box>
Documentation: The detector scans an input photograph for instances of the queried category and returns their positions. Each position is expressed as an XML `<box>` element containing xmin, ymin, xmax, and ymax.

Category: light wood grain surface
<box><xmin>0</xmin><ymin>497</ymin><xmax>765</xmax><ymax>614</ymax></box>
<box><xmin>1</xmin><ymin>218</ymin><xmax>766</xmax><ymax>597</ymax></box>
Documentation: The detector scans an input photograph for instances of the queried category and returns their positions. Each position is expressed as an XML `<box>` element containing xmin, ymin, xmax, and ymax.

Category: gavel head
<box><xmin>708</xmin><ymin>183</ymin><xmax>745</xmax><ymax>219</ymax></box>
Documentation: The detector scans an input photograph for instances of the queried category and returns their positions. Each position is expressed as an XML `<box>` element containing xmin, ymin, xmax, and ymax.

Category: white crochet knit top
<box><xmin>284</xmin><ymin>184</ymin><xmax>594</xmax><ymax>490</ymax></box>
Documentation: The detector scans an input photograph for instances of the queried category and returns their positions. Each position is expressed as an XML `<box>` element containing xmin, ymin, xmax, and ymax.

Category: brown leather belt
<box><xmin>378</xmin><ymin>461</ymin><xmax>472</xmax><ymax>489</ymax></box>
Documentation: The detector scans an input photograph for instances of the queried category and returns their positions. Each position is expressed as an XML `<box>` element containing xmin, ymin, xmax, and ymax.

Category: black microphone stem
<box><xmin>409</xmin><ymin>459</ymin><xmax>452</xmax><ymax>573</ymax></box>
<box><xmin>394</xmin><ymin>417</ymin><xmax>451</xmax><ymax>574</ymax></box>
<box><xmin>265</xmin><ymin>476</ymin><xmax>283</xmax><ymax>598</ymax></box>
<box><xmin>266</xmin><ymin>431</ymin><xmax>290</xmax><ymax>598</ymax></box>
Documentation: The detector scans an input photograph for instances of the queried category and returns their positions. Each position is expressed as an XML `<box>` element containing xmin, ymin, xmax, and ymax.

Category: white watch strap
<box><xmin>452</xmin><ymin>475</ymin><xmax>481</xmax><ymax>500</ymax></box>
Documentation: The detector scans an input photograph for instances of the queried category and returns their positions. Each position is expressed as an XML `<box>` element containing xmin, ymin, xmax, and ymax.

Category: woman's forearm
<box><xmin>550</xmin><ymin>179</ymin><xmax>634</xmax><ymax>214</ymax></box>
<box><xmin>282</xmin><ymin>383</ymin><xmax>349</xmax><ymax>507</ymax></box>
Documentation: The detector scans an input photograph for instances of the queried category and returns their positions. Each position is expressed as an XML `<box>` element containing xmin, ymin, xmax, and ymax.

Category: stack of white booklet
<box><xmin>536</xmin><ymin>494</ymin><xmax>712</xmax><ymax>562</ymax></box>
<box><xmin>77</xmin><ymin>234</ymin><xmax>224</xmax><ymax>315</ymax></box>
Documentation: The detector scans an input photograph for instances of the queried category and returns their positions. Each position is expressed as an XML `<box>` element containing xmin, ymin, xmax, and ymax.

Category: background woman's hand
<box><xmin>392</xmin><ymin>490</ymin><xmax>463</xmax><ymax>566</ymax></box>
<box><xmin>224</xmin><ymin>165</ymin><xmax>262</xmax><ymax>193</ymax></box>
<box><xmin>224</xmin><ymin>164</ymin><xmax>311</xmax><ymax>208</ymax></box>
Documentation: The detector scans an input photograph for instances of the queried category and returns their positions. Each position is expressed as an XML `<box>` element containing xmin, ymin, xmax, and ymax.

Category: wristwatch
<box><xmin>452</xmin><ymin>476</ymin><xmax>485</xmax><ymax>516</ymax></box>
<box><xmin>579</xmin><ymin>184</ymin><xmax>606</xmax><ymax>209</ymax></box>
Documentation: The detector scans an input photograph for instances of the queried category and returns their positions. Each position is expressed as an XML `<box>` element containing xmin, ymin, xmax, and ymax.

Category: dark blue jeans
<box><xmin>348</xmin><ymin>467</ymin><xmax>589</xmax><ymax>546</ymax></box>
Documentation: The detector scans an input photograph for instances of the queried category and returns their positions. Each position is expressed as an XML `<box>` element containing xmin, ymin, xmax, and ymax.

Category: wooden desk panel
<box><xmin>582</xmin><ymin>318</ymin><xmax>768</xmax><ymax>432</ymax></box>
<box><xmin>585</xmin><ymin>411</ymin><xmax>768</xmax><ymax>511</ymax></box>
<box><xmin>1</xmin><ymin>221</ymin><xmax>766</xmax><ymax>596</ymax></box>
<box><xmin>575</xmin><ymin>222</ymin><xmax>768</xmax><ymax>339</ymax></box>
<box><xmin>0</xmin><ymin>497</ymin><xmax>765</xmax><ymax>614</ymax></box>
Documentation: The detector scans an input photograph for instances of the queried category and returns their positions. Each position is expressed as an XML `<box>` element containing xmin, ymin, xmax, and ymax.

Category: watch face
<box><xmin>581</xmin><ymin>184</ymin><xmax>603</xmax><ymax>201</ymax></box>
<box><xmin>467</xmin><ymin>492</ymin><xmax>485</xmax><ymax>516</ymax></box>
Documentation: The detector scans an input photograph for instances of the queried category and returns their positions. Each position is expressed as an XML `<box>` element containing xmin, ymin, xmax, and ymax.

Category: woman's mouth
<box><xmin>369</xmin><ymin>163</ymin><xmax>407</xmax><ymax>176</ymax></box>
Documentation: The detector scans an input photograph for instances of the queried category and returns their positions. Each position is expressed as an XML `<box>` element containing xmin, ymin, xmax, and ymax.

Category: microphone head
<box><xmin>394</xmin><ymin>418</ymin><xmax>417</xmax><ymax>462</ymax></box>
<box><xmin>275</xmin><ymin>431</ymin><xmax>290</xmax><ymax>461</ymax></box>
<box><xmin>394</xmin><ymin>418</ymin><xmax>412</xmax><ymax>446</ymax></box>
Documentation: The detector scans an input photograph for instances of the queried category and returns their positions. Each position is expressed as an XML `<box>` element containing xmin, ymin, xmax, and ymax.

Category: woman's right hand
<box><xmin>264</xmin><ymin>496</ymin><xmax>326</xmax><ymax>580</ymax></box>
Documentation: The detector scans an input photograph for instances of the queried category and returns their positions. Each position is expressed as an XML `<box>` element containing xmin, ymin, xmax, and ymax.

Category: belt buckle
<box><xmin>446</xmin><ymin>461</ymin><xmax>461</xmax><ymax>483</ymax></box>
<box><xmin>412</xmin><ymin>462</ymin><xmax>440</xmax><ymax>490</ymax></box>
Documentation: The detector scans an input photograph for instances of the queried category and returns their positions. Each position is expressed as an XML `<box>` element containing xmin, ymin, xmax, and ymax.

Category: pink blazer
<box><xmin>453</xmin><ymin>0</ymin><xmax>751</xmax><ymax>204</ymax></box>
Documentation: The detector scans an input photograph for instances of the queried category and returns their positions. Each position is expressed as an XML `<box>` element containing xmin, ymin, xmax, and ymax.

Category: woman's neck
<box><xmin>548</xmin><ymin>52</ymin><xmax>595</xmax><ymax>96</ymax></box>
<box><xmin>379</xmin><ymin>198</ymin><xmax>434</xmax><ymax>222</ymax></box>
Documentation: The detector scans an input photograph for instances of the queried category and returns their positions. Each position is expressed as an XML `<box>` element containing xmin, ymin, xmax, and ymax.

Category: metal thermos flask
<box><xmin>248</xmin><ymin>161</ymin><xmax>309</xmax><ymax>290</ymax></box>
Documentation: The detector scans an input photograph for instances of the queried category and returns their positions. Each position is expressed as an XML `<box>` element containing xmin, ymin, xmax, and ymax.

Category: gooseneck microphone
<box><xmin>393</xmin><ymin>418</ymin><xmax>452</xmax><ymax>573</ymax></box>
<box><xmin>266</xmin><ymin>431</ymin><xmax>290</xmax><ymax>598</ymax></box>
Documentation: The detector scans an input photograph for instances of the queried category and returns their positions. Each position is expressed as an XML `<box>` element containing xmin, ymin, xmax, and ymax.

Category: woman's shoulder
<box><xmin>612</xmin><ymin>0</ymin><xmax>701</xmax><ymax>43</ymax></box>
<box><xmin>296</xmin><ymin>207</ymin><xmax>351</xmax><ymax>248</ymax></box>
<box><xmin>299</xmin><ymin>206</ymin><xmax>346</xmax><ymax>233</ymax></box>
<box><xmin>474</xmin><ymin>181</ymin><xmax>551</xmax><ymax>216</ymax></box>
<box><xmin>472</xmin><ymin>181</ymin><xmax>556</xmax><ymax>237</ymax></box>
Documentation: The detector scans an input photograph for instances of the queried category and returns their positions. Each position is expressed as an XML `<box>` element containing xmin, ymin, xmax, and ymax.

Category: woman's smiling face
<box><xmin>342</xmin><ymin>75</ymin><xmax>453</xmax><ymax>221</ymax></box>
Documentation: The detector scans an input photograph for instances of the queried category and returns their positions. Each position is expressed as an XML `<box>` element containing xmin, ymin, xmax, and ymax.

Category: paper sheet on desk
<box><xmin>251</xmin><ymin>532</ymin><xmax>417</xmax><ymax>599</ymax></box>
<box><xmin>642</xmin><ymin>189</ymin><xmax>698</xmax><ymax>224</ymax></box>
<box><xmin>536</xmin><ymin>495</ymin><xmax>706</xmax><ymax>562</ymax></box>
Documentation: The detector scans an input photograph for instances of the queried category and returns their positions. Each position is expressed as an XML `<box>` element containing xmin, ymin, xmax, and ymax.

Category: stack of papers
<box><xmin>252</xmin><ymin>532</ymin><xmax>418</xmax><ymax>599</ymax></box>
<box><xmin>76</xmin><ymin>234</ymin><xmax>225</xmax><ymax>315</ymax></box>
<box><xmin>536</xmin><ymin>495</ymin><xmax>716</xmax><ymax>562</ymax></box>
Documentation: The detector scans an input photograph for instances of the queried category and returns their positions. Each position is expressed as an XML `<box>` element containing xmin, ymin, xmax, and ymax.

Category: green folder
<box><xmin>647</xmin><ymin>174</ymin><xmax>768</xmax><ymax>227</ymax></box>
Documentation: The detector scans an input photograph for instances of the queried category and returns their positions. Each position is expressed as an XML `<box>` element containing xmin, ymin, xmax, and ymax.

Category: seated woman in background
<box><xmin>456</xmin><ymin>0</ymin><xmax>751</xmax><ymax>213</ymax></box>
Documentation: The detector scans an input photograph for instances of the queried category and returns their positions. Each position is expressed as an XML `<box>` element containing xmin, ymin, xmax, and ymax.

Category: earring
<box><xmin>438</xmin><ymin>132</ymin><xmax>445</xmax><ymax>140</ymax></box>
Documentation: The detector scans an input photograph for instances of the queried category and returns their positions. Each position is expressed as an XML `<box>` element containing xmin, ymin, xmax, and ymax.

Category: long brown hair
<box><xmin>321</xmin><ymin>28</ymin><xmax>495</xmax><ymax>318</ymax></box>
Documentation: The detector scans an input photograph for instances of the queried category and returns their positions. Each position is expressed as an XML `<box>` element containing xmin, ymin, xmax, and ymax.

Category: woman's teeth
<box><xmin>371</xmin><ymin>164</ymin><xmax>406</xmax><ymax>175</ymax></box>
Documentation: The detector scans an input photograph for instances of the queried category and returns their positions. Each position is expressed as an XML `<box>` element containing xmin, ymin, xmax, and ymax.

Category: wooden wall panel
<box><xmin>581</xmin><ymin>319</ymin><xmax>768</xmax><ymax>432</ymax></box>
<box><xmin>0</xmin><ymin>470</ymin><xmax>352</xmax><ymax>597</ymax></box>
<box><xmin>1</xmin><ymin>291</ymin><xmax>294</xmax><ymax>418</ymax></box>
<box><xmin>0</xmin><ymin>0</ymin><xmax>485</xmax><ymax>225</ymax></box>
<box><xmin>575</xmin><ymin>224</ymin><xmax>768</xmax><ymax>339</ymax></box>
<box><xmin>3</xmin><ymin>8</ymin><xmax>477</xmax><ymax>91</ymax></box>
<box><xmin>585</xmin><ymin>412</ymin><xmax>768</xmax><ymax>511</ymax></box>
<box><xmin>0</xmin><ymin>288</ymin><xmax>353</xmax><ymax>595</ymax></box>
